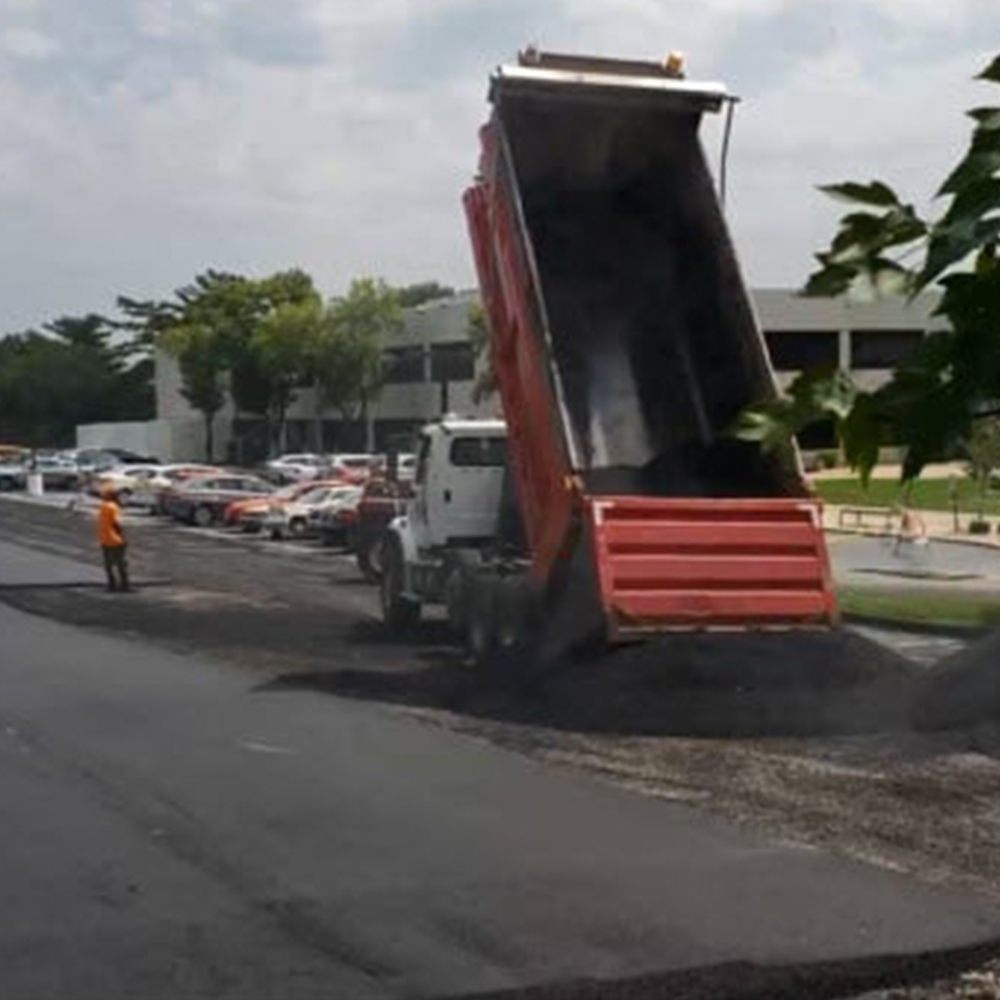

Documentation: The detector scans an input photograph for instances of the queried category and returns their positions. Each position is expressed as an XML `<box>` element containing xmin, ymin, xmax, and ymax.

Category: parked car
<box><xmin>134</xmin><ymin>465</ymin><xmax>220</xmax><ymax>512</ymax></box>
<box><xmin>350</xmin><ymin>478</ymin><xmax>413</xmax><ymax>579</ymax></box>
<box><xmin>225</xmin><ymin>479</ymin><xmax>345</xmax><ymax>532</ymax></box>
<box><xmin>0</xmin><ymin>453</ymin><xmax>80</xmax><ymax>491</ymax></box>
<box><xmin>167</xmin><ymin>474</ymin><xmax>275</xmax><ymax>527</ymax></box>
<box><xmin>90</xmin><ymin>464</ymin><xmax>166</xmax><ymax>503</ymax></box>
<box><xmin>266</xmin><ymin>454</ymin><xmax>328</xmax><ymax>483</ymax></box>
<box><xmin>315</xmin><ymin>484</ymin><xmax>365</xmax><ymax>548</ymax></box>
<box><xmin>369</xmin><ymin>453</ymin><xmax>416</xmax><ymax>482</ymax></box>
<box><xmin>261</xmin><ymin>484</ymin><xmax>357</xmax><ymax>540</ymax></box>
<box><xmin>104</xmin><ymin>447</ymin><xmax>160</xmax><ymax>464</ymax></box>
<box><xmin>34</xmin><ymin>456</ymin><xmax>80</xmax><ymax>490</ymax></box>
<box><xmin>69</xmin><ymin>449</ymin><xmax>121</xmax><ymax>475</ymax></box>
<box><xmin>0</xmin><ymin>461</ymin><xmax>26</xmax><ymax>491</ymax></box>
<box><xmin>0</xmin><ymin>444</ymin><xmax>29</xmax><ymax>463</ymax></box>
<box><xmin>326</xmin><ymin>454</ymin><xmax>376</xmax><ymax>484</ymax></box>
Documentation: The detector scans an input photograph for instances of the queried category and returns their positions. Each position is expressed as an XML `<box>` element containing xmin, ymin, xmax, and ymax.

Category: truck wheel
<box><xmin>465</xmin><ymin>575</ymin><xmax>496</xmax><ymax>667</ymax></box>
<box><xmin>444</xmin><ymin>566</ymin><xmax>469</xmax><ymax>635</ymax></box>
<box><xmin>469</xmin><ymin>574</ymin><xmax>536</xmax><ymax>674</ymax></box>
<box><xmin>193</xmin><ymin>505</ymin><xmax>214</xmax><ymax>528</ymax></box>
<box><xmin>381</xmin><ymin>539</ymin><xmax>421</xmax><ymax>633</ymax></box>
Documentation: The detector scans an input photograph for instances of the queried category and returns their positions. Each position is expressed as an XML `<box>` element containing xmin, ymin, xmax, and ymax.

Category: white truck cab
<box><xmin>409</xmin><ymin>418</ymin><xmax>507</xmax><ymax>549</ymax></box>
<box><xmin>382</xmin><ymin>417</ymin><xmax>508</xmax><ymax>630</ymax></box>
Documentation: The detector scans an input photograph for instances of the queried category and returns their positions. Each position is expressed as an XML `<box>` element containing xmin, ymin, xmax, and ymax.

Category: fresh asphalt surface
<box><xmin>3</xmin><ymin>538</ymin><xmax>1000</xmax><ymax>998</ymax></box>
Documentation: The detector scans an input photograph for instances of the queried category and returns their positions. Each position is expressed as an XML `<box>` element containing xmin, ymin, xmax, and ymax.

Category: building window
<box><xmin>430</xmin><ymin>341</ymin><xmax>475</xmax><ymax>382</ymax></box>
<box><xmin>763</xmin><ymin>332</ymin><xmax>839</xmax><ymax>372</ymax></box>
<box><xmin>850</xmin><ymin>330</ymin><xmax>924</xmax><ymax>370</ymax></box>
<box><xmin>382</xmin><ymin>346</ymin><xmax>425</xmax><ymax>384</ymax></box>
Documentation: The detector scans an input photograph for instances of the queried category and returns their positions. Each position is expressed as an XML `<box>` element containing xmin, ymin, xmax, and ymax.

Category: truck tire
<box><xmin>381</xmin><ymin>539</ymin><xmax>421</xmax><ymax>633</ymax></box>
<box><xmin>193</xmin><ymin>504</ymin><xmax>214</xmax><ymax>528</ymax></box>
<box><xmin>444</xmin><ymin>552</ymin><xmax>480</xmax><ymax>634</ymax></box>
<box><xmin>465</xmin><ymin>574</ymin><xmax>496</xmax><ymax>667</ymax></box>
<box><xmin>467</xmin><ymin>573</ymin><xmax>537</xmax><ymax>674</ymax></box>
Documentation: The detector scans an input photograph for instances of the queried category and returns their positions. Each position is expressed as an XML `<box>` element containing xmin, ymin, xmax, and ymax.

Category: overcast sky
<box><xmin>0</xmin><ymin>0</ymin><xmax>998</xmax><ymax>331</ymax></box>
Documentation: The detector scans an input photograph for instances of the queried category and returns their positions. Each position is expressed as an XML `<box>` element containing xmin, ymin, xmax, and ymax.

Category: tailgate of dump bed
<box><xmin>587</xmin><ymin>497</ymin><xmax>838</xmax><ymax>639</ymax></box>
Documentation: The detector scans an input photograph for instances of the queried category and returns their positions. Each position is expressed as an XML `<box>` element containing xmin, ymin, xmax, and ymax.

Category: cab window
<box><xmin>449</xmin><ymin>437</ymin><xmax>506</xmax><ymax>468</ymax></box>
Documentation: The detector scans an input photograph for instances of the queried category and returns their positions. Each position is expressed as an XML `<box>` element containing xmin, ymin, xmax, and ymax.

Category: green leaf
<box><xmin>976</xmin><ymin>54</ymin><xmax>1000</xmax><ymax>84</ymax></box>
<box><xmin>803</xmin><ymin>262</ymin><xmax>855</xmax><ymax>297</ymax></box>
<box><xmin>941</xmin><ymin>177</ymin><xmax>1000</xmax><ymax>226</ymax></box>
<box><xmin>819</xmin><ymin>181</ymin><xmax>901</xmax><ymax>207</ymax></box>
<box><xmin>840</xmin><ymin>394</ymin><xmax>881</xmax><ymax>486</ymax></box>
<box><xmin>919</xmin><ymin>217</ymin><xmax>1000</xmax><ymax>287</ymax></box>
<box><xmin>939</xmin><ymin>151</ymin><xmax>1000</xmax><ymax>195</ymax></box>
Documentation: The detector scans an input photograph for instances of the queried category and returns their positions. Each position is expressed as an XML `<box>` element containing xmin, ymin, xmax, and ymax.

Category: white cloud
<box><xmin>0</xmin><ymin>0</ymin><xmax>997</xmax><ymax>327</ymax></box>
<box><xmin>1</xmin><ymin>26</ymin><xmax>58</xmax><ymax>58</ymax></box>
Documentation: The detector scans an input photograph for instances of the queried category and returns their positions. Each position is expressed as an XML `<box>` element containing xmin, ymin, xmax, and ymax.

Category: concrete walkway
<box><xmin>823</xmin><ymin>503</ymin><xmax>1000</xmax><ymax>549</ymax></box>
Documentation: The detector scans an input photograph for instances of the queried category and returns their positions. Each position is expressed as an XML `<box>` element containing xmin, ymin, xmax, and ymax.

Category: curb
<box><xmin>843</xmin><ymin>611</ymin><xmax>993</xmax><ymax>639</ymax></box>
<box><xmin>824</xmin><ymin>526</ymin><xmax>1000</xmax><ymax>552</ymax></box>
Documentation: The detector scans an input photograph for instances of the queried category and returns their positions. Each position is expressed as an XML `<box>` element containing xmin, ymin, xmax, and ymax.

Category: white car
<box><xmin>266</xmin><ymin>454</ymin><xmax>326</xmax><ymax>483</ymax></box>
<box><xmin>325</xmin><ymin>454</ymin><xmax>376</xmax><ymax>482</ymax></box>
<box><xmin>263</xmin><ymin>484</ymin><xmax>362</xmax><ymax>540</ymax></box>
<box><xmin>91</xmin><ymin>465</ymin><xmax>166</xmax><ymax>503</ymax></box>
<box><xmin>130</xmin><ymin>464</ymin><xmax>220</xmax><ymax>510</ymax></box>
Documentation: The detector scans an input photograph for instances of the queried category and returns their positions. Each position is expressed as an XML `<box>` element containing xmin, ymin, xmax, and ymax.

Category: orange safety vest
<box><xmin>97</xmin><ymin>500</ymin><xmax>125</xmax><ymax>548</ymax></box>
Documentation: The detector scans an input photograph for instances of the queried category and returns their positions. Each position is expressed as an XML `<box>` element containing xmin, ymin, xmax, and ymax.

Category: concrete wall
<box><xmin>76</xmin><ymin>420</ymin><xmax>173</xmax><ymax>459</ymax></box>
<box><xmin>76</xmin><ymin>418</ymin><xmax>219</xmax><ymax>464</ymax></box>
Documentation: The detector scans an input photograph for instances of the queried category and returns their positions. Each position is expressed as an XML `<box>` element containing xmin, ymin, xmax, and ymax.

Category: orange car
<box><xmin>225</xmin><ymin>479</ymin><xmax>345</xmax><ymax>531</ymax></box>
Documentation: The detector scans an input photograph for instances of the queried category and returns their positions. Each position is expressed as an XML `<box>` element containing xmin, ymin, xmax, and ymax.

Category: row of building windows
<box><xmin>382</xmin><ymin>342</ymin><xmax>476</xmax><ymax>385</ymax></box>
<box><xmin>382</xmin><ymin>330</ymin><xmax>924</xmax><ymax>387</ymax></box>
<box><xmin>763</xmin><ymin>329</ymin><xmax>925</xmax><ymax>372</ymax></box>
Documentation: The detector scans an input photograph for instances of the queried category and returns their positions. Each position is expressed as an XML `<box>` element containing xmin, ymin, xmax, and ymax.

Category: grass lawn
<box><xmin>815</xmin><ymin>476</ymin><xmax>1000</xmax><ymax>517</ymax></box>
<box><xmin>839</xmin><ymin>585</ymin><xmax>1000</xmax><ymax>629</ymax></box>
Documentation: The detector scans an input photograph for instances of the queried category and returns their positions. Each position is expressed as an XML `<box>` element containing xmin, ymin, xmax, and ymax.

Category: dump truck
<box><xmin>380</xmin><ymin>49</ymin><xmax>838</xmax><ymax>668</ymax></box>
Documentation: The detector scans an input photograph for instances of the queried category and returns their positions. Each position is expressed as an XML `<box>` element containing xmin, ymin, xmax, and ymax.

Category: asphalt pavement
<box><xmin>3</xmin><ymin>539</ymin><xmax>1000</xmax><ymax>999</ymax></box>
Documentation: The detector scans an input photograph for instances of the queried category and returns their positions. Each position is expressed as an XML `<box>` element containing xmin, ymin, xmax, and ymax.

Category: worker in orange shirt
<box><xmin>97</xmin><ymin>486</ymin><xmax>131</xmax><ymax>593</ymax></box>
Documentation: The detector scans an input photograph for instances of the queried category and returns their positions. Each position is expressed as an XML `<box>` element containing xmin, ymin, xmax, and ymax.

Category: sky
<box><xmin>0</xmin><ymin>0</ymin><xmax>998</xmax><ymax>331</ymax></box>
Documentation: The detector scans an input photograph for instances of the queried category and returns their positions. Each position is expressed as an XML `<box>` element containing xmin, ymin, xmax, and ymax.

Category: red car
<box><xmin>225</xmin><ymin>479</ymin><xmax>344</xmax><ymax>531</ymax></box>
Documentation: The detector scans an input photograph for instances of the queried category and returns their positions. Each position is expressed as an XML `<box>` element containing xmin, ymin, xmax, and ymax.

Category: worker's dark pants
<box><xmin>102</xmin><ymin>544</ymin><xmax>130</xmax><ymax>592</ymax></box>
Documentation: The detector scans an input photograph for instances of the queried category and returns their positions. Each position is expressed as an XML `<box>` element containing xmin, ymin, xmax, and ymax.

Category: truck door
<box><xmin>425</xmin><ymin>434</ymin><xmax>507</xmax><ymax>547</ymax></box>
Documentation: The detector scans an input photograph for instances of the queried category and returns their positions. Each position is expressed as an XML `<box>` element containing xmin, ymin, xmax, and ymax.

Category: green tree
<box><xmin>396</xmin><ymin>281</ymin><xmax>456</xmax><ymax>308</ymax></box>
<box><xmin>252</xmin><ymin>298</ymin><xmax>323</xmax><ymax>453</ymax></box>
<box><xmin>964</xmin><ymin>417</ymin><xmax>1000</xmax><ymax>519</ymax></box>
<box><xmin>314</xmin><ymin>279</ymin><xmax>396</xmax><ymax>435</ymax></box>
<box><xmin>150</xmin><ymin>268</ymin><xmax>321</xmax><ymax>458</ymax></box>
<box><xmin>739</xmin><ymin>52</ymin><xmax>1000</xmax><ymax>484</ymax></box>
<box><xmin>0</xmin><ymin>310</ymin><xmax>155</xmax><ymax>445</ymax></box>
<box><xmin>160</xmin><ymin>322</ymin><xmax>227</xmax><ymax>461</ymax></box>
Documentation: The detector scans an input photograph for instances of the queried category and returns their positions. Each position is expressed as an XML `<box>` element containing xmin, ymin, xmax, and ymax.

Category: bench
<box><xmin>837</xmin><ymin>506</ymin><xmax>897</xmax><ymax>531</ymax></box>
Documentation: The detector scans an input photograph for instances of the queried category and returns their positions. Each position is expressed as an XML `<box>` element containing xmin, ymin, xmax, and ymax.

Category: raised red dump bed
<box><xmin>465</xmin><ymin>50</ymin><xmax>837</xmax><ymax>643</ymax></box>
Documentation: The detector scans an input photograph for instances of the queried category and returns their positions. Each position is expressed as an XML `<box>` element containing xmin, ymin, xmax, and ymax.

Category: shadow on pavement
<box><xmin>261</xmin><ymin>629</ymin><xmax>928</xmax><ymax>739</ymax></box>
<box><xmin>448</xmin><ymin>938</ymin><xmax>1000</xmax><ymax>1000</ymax></box>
